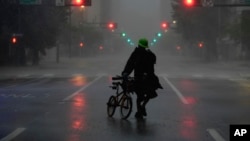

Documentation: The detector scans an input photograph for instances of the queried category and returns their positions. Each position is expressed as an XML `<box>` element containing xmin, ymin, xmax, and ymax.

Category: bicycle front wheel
<box><xmin>107</xmin><ymin>96</ymin><xmax>117</xmax><ymax>117</ymax></box>
<box><xmin>120</xmin><ymin>96</ymin><xmax>132</xmax><ymax>119</ymax></box>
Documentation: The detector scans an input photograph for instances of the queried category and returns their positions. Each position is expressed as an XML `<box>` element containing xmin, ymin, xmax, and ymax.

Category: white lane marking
<box><xmin>0</xmin><ymin>128</ymin><xmax>26</xmax><ymax>141</ymax></box>
<box><xmin>63</xmin><ymin>74</ymin><xmax>105</xmax><ymax>101</ymax></box>
<box><xmin>207</xmin><ymin>129</ymin><xmax>226</xmax><ymax>141</ymax></box>
<box><xmin>163</xmin><ymin>75</ymin><xmax>189</xmax><ymax>104</ymax></box>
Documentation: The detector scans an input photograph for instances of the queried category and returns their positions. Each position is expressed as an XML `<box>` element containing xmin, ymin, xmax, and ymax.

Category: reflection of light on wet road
<box><xmin>185</xmin><ymin>96</ymin><xmax>197</xmax><ymax>105</ymax></box>
<box><xmin>180</xmin><ymin>102</ymin><xmax>199</xmax><ymax>141</ymax></box>
<box><xmin>179</xmin><ymin>79</ymin><xmax>198</xmax><ymax>140</ymax></box>
<box><xmin>73</xmin><ymin>94</ymin><xmax>86</xmax><ymax>107</ymax></box>
<box><xmin>180</xmin><ymin>115</ymin><xmax>197</xmax><ymax>140</ymax></box>
<box><xmin>70</xmin><ymin>75</ymin><xmax>87</xmax><ymax>86</ymax></box>
<box><xmin>68</xmin><ymin>93</ymin><xmax>86</xmax><ymax>141</ymax></box>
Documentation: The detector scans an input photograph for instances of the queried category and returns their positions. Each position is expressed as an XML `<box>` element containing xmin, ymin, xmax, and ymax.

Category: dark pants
<box><xmin>135</xmin><ymin>86</ymin><xmax>157</xmax><ymax>115</ymax></box>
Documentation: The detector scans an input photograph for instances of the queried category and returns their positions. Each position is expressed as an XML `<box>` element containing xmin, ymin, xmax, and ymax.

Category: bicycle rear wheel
<box><xmin>107</xmin><ymin>96</ymin><xmax>117</xmax><ymax>117</ymax></box>
<box><xmin>120</xmin><ymin>96</ymin><xmax>132</xmax><ymax>119</ymax></box>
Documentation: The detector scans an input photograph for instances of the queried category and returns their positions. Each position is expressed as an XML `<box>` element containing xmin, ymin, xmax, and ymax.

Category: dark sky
<box><xmin>113</xmin><ymin>0</ymin><xmax>172</xmax><ymax>43</ymax></box>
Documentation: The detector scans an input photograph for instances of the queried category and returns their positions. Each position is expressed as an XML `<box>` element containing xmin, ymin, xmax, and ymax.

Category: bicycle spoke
<box><xmin>120</xmin><ymin>97</ymin><xmax>132</xmax><ymax>119</ymax></box>
<box><xmin>107</xmin><ymin>96</ymin><xmax>116</xmax><ymax>117</ymax></box>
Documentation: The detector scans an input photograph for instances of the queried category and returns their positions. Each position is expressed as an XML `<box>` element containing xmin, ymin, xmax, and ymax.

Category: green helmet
<box><xmin>138</xmin><ymin>38</ymin><xmax>149</xmax><ymax>48</ymax></box>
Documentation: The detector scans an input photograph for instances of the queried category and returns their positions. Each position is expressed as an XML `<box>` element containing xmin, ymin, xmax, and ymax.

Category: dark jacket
<box><xmin>122</xmin><ymin>47</ymin><xmax>162</xmax><ymax>90</ymax></box>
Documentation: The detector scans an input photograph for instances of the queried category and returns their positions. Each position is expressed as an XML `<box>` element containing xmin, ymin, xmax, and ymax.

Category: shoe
<box><xmin>135</xmin><ymin>112</ymin><xmax>143</xmax><ymax>119</ymax></box>
<box><xmin>141</xmin><ymin>107</ymin><xmax>147</xmax><ymax>116</ymax></box>
<box><xmin>149</xmin><ymin>93</ymin><xmax>158</xmax><ymax>99</ymax></box>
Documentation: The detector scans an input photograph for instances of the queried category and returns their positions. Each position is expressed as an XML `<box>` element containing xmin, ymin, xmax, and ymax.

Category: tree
<box><xmin>0</xmin><ymin>1</ymin><xmax>69</xmax><ymax>66</ymax></box>
<box><xmin>171</xmin><ymin>0</ymin><xmax>233</xmax><ymax>62</ymax></box>
<box><xmin>20</xmin><ymin>6</ymin><xmax>69</xmax><ymax>65</ymax></box>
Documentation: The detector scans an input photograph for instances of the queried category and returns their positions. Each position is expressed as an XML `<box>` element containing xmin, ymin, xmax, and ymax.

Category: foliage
<box><xmin>0</xmin><ymin>1</ymin><xmax>105</xmax><ymax>65</ymax></box>
<box><xmin>171</xmin><ymin>0</ymin><xmax>234</xmax><ymax>61</ymax></box>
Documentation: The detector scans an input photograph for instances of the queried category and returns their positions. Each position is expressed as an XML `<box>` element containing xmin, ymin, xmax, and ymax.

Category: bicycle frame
<box><xmin>113</xmin><ymin>82</ymin><xmax>131</xmax><ymax>107</ymax></box>
<box><xmin>107</xmin><ymin>75</ymin><xmax>134</xmax><ymax>119</ymax></box>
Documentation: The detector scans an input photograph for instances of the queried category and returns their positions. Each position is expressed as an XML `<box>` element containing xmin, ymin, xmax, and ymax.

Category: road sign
<box><xmin>56</xmin><ymin>0</ymin><xmax>65</xmax><ymax>6</ymax></box>
<box><xmin>19</xmin><ymin>0</ymin><xmax>42</xmax><ymax>5</ymax></box>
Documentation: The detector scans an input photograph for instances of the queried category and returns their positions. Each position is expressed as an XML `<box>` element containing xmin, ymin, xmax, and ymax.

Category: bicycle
<box><xmin>107</xmin><ymin>75</ymin><xmax>134</xmax><ymax>119</ymax></box>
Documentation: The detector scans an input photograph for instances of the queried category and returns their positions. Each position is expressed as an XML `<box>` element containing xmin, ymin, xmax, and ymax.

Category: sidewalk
<box><xmin>0</xmin><ymin>57</ymin><xmax>85</xmax><ymax>79</ymax></box>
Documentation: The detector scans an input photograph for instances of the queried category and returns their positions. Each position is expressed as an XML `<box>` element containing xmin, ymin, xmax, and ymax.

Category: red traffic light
<box><xmin>176</xmin><ymin>46</ymin><xmax>181</xmax><ymax>51</ymax></box>
<box><xmin>99</xmin><ymin>46</ymin><xmax>103</xmax><ymax>50</ymax></box>
<box><xmin>161</xmin><ymin>22</ymin><xmax>169</xmax><ymax>32</ymax></box>
<box><xmin>183</xmin><ymin>0</ymin><xmax>200</xmax><ymax>7</ymax></box>
<box><xmin>71</xmin><ymin>0</ymin><xmax>83</xmax><ymax>5</ymax></box>
<box><xmin>161</xmin><ymin>22</ymin><xmax>168</xmax><ymax>29</ymax></box>
<box><xmin>184</xmin><ymin>0</ymin><xmax>194</xmax><ymax>6</ymax></box>
<box><xmin>108</xmin><ymin>23</ymin><xmax>114</xmax><ymax>28</ymax></box>
<box><xmin>12</xmin><ymin>37</ymin><xmax>17</xmax><ymax>44</ymax></box>
<box><xmin>162</xmin><ymin>23</ymin><xmax>167</xmax><ymax>28</ymax></box>
<box><xmin>198</xmin><ymin>42</ymin><xmax>203</xmax><ymax>48</ymax></box>
<box><xmin>107</xmin><ymin>22</ymin><xmax>117</xmax><ymax>30</ymax></box>
<box><xmin>79</xmin><ymin>42</ymin><xmax>84</xmax><ymax>47</ymax></box>
<box><xmin>70</xmin><ymin>0</ymin><xmax>91</xmax><ymax>6</ymax></box>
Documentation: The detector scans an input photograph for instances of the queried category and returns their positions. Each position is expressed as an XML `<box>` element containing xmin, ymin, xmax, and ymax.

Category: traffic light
<box><xmin>161</xmin><ymin>22</ymin><xmax>168</xmax><ymax>28</ymax></box>
<box><xmin>198</xmin><ymin>42</ymin><xmax>204</xmax><ymax>48</ymax></box>
<box><xmin>153</xmin><ymin>38</ymin><xmax>157</xmax><ymax>43</ymax></box>
<box><xmin>161</xmin><ymin>21</ymin><xmax>169</xmax><ymax>32</ymax></box>
<box><xmin>12</xmin><ymin>37</ymin><xmax>17</xmax><ymax>44</ymax></box>
<box><xmin>79</xmin><ymin>42</ymin><xmax>84</xmax><ymax>48</ymax></box>
<box><xmin>176</xmin><ymin>46</ymin><xmax>181</xmax><ymax>51</ymax></box>
<box><xmin>157</xmin><ymin>32</ymin><xmax>162</xmax><ymax>37</ymax></box>
<box><xmin>183</xmin><ymin>0</ymin><xmax>200</xmax><ymax>7</ymax></box>
<box><xmin>69</xmin><ymin>0</ymin><xmax>91</xmax><ymax>6</ymax></box>
<box><xmin>121</xmin><ymin>32</ymin><xmax>126</xmax><ymax>37</ymax></box>
<box><xmin>99</xmin><ymin>46</ymin><xmax>104</xmax><ymax>50</ymax></box>
<box><xmin>107</xmin><ymin>22</ymin><xmax>117</xmax><ymax>30</ymax></box>
<box><xmin>127</xmin><ymin>38</ymin><xmax>131</xmax><ymax>43</ymax></box>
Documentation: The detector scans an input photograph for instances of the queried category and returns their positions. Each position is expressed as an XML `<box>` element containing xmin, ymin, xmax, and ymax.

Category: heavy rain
<box><xmin>0</xmin><ymin>0</ymin><xmax>250</xmax><ymax>141</ymax></box>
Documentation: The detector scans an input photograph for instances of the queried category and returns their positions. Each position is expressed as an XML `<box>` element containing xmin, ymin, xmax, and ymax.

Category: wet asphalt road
<box><xmin>0</xmin><ymin>53</ymin><xmax>250</xmax><ymax>141</ymax></box>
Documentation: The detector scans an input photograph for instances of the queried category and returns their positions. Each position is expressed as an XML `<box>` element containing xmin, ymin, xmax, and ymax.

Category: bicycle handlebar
<box><xmin>110</xmin><ymin>75</ymin><xmax>135</xmax><ymax>93</ymax></box>
<box><xmin>112</xmin><ymin>76</ymin><xmax>123</xmax><ymax>80</ymax></box>
<box><xmin>112</xmin><ymin>75</ymin><xmax>134</xmax><ymax>81</ymax></box>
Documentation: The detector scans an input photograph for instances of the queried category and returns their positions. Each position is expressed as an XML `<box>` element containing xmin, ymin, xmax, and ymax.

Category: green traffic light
<box><xmin>153</xmin><ymin>39</ymin><xmax>157</xmax><ymax>42</ymax></box>
<box><xmin>127</xmin><ymin>39</ymin><xmax>131</xmax><ymax>42</ymax></box>
<box><xmin>157</xmin><ymin>33</ymin><xmax>162</xmax><ymax>37</ymax></box>
<box><xmin>122</xmin><ymin>33</ymin><xmax>126</xmax><ymax>37</ymax></box>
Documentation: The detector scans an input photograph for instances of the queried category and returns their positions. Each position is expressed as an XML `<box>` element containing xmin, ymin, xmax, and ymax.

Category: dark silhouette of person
<box><xmin>122</xmin><ymin>38</ymin><xmax>163</xmax><ymax>119</ymax></box>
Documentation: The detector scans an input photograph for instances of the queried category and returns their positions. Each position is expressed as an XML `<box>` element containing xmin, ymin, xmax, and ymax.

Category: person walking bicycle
<box><xmin>122</xmin><ymin>38</ymin><xmax>163</xmax><ymax>119</ymax></box>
